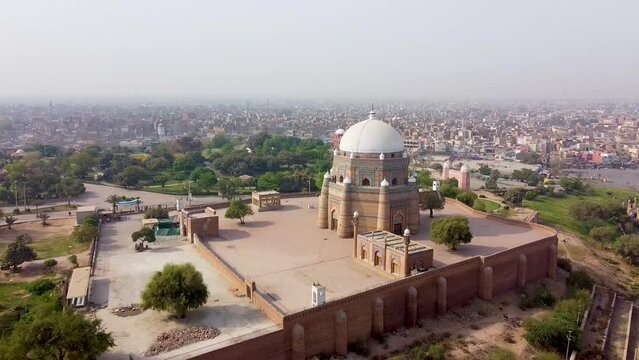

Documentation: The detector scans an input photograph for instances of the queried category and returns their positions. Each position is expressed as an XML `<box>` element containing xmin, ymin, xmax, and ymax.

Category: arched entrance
<box><xmin>331</xmin><ymin>210</ymin><xmax>338</xmax><ymax>230</ymax></box>
<box><xmin>393</xmin><ymin>213</ymin><xmax>404</xmax><ymax>235</ymax></box>
<box><xmin>361</xmin><ymin>246</ymin><xmax>367</xmax><ymax>260</ymax></box>
<box><xmin>362</xmin><ymin>178</ymin><xmax>370</xmax><ymax>186</ymax></box>
<box><xmin>374</xmin><ymin>251</ymin><xmax>381</xmax><ymax>266</ymax></box>
<box><xmin>390</xmin><ymin>258</ymin><xmax>398</xmax><ymax>274</ymax></box>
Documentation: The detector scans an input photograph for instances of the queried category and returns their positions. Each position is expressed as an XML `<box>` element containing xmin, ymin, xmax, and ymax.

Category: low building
<box><xmin>66</xmin><ymin>267</ymin><xmax>91</xmax><ymax>307</ymax></box>
<box><xmin>252</xmin><ymin>191</ymin><xmax>282</xmax><ymax>212</ymax></box>
<box><xmin>356</xmin><ymin>229</ymin><xmax>433</xmax><ymax>277</ymax></box>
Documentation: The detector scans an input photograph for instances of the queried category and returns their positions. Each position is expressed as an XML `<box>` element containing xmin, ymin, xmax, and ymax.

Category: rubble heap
<box><xmin>145</xmin><ymin>326</ymin><xmax>221</xmax><ymax>356</ymax></box>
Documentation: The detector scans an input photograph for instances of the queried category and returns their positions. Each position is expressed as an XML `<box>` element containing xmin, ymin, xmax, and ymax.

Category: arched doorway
<box><xmin>390</xmin><ymin>258</ymin><xmax>398</xmax><ymax>274</ymax></box>
<box><xmin>374</xmin><ymin>250</ymin><xmax>381</xmax><ymax>266</ymax></box>
<box><xmin>331</xmin><ymin>210</ymin><xmax>338</xmax><ymax>230</ymax></box>
<box><xmin>339</xmin><ymin>175</ymin><xmax>344</xmax><ymax>183</ymax></box>
<box><xmin>391</xmin><ymin>178</ymin><xmax>398</xmax><ymax>185</ymax></box>
<box><xmin>393</xmin><ymin>213</ymin><xmax>404</xmax><ymax>235</ymax></box>
<box><xmin>361</xmin><ymin>246</ymin><xmax>367</xmax><ymax>260</ymax></box>
<box><xmin>362</xmin><ymin>178</ymin><xmax>370</xmax><ymax>186</ymax></box>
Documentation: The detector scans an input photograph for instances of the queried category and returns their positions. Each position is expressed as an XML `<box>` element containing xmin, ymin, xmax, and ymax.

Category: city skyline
<box><xmin>2</xmin><ymin>0</ymin><xmax>639</xmax><ymax>101</ymax></box>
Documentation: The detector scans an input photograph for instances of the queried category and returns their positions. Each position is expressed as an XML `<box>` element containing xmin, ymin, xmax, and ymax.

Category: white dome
<box><xmin>335</xmin><ymin>129</ymin><xmax>345</xmax><ymax>135</ymax></box>
<box><xmin>461</xmin><ymin>165</ymin><xmax>470</xmax><ymax>172</ymax></box>
<box><xmin>338</xmin><ymin>112</ymin><xmax>405</xmax><ymax>154</ymax></box>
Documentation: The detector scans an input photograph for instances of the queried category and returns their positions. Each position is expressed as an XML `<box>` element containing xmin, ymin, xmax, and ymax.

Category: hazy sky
<box><xmin>1</xmin><ymin>1</ymin><xmax>638</xmax><ymax>101</ymax></box>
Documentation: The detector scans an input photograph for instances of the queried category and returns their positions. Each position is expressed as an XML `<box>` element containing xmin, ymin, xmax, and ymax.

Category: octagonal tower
<box><xmin>318</xmin><ymin>111</ymin><xmax>420</xmax><ymax>238</ymax></box>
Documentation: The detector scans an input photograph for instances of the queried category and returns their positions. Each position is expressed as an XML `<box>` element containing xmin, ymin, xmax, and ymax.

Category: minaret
<box><xmin>317</xmin><ymin>171</ymin><xmax>330</xmax><ymax>229</ymax></box>
<box><xmin>407</xmin><ymin>175</ymin><xmax>420</xmax><ymax>232</ymax></box>
<box><xmin>442</xmin><ymin>160</ymin><xmax>450</xmax><ymax>180</ymax></box>
<box><xmin>337</xmin><ymin>177</ymin><xmax>353</xmax><ymax>238</ymax></box>
<box><xmin>403</xmin><ymin>228</ymin><xmax>411</xmax><ymax>277</ymax></box>
<box><xmin>460</xmin><ymin>165</ymin><xmax>470</xmax><ymax>191</ymax></box>
<box><xmin>377</xmin><ymin>179</ymin><xmax>390</xmax><ymax>231</ymax></box>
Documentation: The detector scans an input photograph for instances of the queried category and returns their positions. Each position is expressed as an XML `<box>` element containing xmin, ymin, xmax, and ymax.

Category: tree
<box><xmin>478</xmin><ymin>164</ymin><xmax>492</xmax><ymax>176</ymax></box>
<box><xmin>0</xmin><ymin>308</ymin><xmax>114</xmax><ymax>359</ymax></box>
<box><xmin>615</xmin><ymin>235</ymin><xmax>639</xmax><ymax>265</ymax></box>
<box><xmin>456</xmin><ymin>191</ymin><xmax>478</xmax><ymax>207</ymax></box>
<box><xmin>144</xmin><ymin>207</ymin><xmax>169</xmax><ymax>219</ymax></box>
<box><xmin>141</xmin><ymin>263</ymin><xmax>209</xmax><ymax>318</ymax></box>
<box><xmin>485</xmin><ymin>169</ymin><xmax>500</xmax><ymax>189</ymax></box>
<box><xmin>416</xmin><ymin>170</ymin><xmax>433</xmax><ymax>188</ymax></box>
<box><xmin>4</xmin><ymin>215</ymin><xmax>16</xmax><ymax>229</ymax></box>
<box><xmin>173</xmin><ymin>156</ymin><xmax>197</xmax><ymax>173</ymax></box>
<box><xmin>503</xmin><ymin>188</ymin><xmax>526</xmax><ymax>206</ymax></box>
<box><xmin>559</xmin><ymin>177</ymin><xmax>587</xmax><ymax>195</ymax></box>
<box><xmin>430</xmin><ymin>163</ymin><xmax>443</xmax><ymax>173</ymax></box>
<box><xmin>44</xmin><ymin>259</ymin><xmax>57</xmax><ymax>272</ymax></box>
<box><xmin>420</xmin><ymin>191</ymin><xmax>444</xmax><ymax>218</ymax></box>
<box><xmin>197</xmin><ymin>171</ymin><xmax>218</xmax><ymax>193</ymax></box>
<box><xmin>430</xmin><ymin>216</ymin><xmax>473</xmax><ymax>250</ymax></box>
<box><xmin>590</xmin><ymin>226</ymin><xmax>618</xmax><ymax>248</ymax></box>
<box><xmin>36</xmin><ymin>211</ymin><xmax>51</xmax><ymax>225</ymax></box>
<box><xmin>131</xmin><ymin>227</ymin><xmax>156</xmax><ymax>250</ymax></box>
<box><xmin>208</xmin><ymin>134</ymin><xmax>229</xmax><ymax>149</ymax></box>
<box><xmin>225</xmin><ymin>200</ymin><xmax>254</xmax><ymax>224</ymax></box>
<box><xmin>218</xmin><ymin>177</ymin><xmax>240</xmax><ymax>200</ymax></box>
<box><xmin>154</xmin><ymin>174</ymin><xmax>168</xmax><ymax>189</ymax></box>
<box><xmin>68</xmin><ymin>254</ymin><xmax>79</xmax><ymax>268</ymax></box>
<box><xmin>105</xmin><ymin>194</ymin><xmax>121</xmax><ymax>214</ymax></box>
<box><xmin>1</xmin><ymin>239</ymin><xmax>37</xmax><ymax>272</ymax></box>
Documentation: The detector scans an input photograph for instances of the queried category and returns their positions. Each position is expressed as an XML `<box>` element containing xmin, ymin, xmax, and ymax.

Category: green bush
<box><xmin>487</xmin><ymin>347</ymin><xmax>516</xmax><ymax>360</ymax></box>
<box><xmin>567</xmin><ymin>270</ymin><xmax>594</xmax><ymax>290</ymax></box>
<box><xmin>524</xmin><ymin>314</ymin><xmax>580</xmax><ymax>353</ymax></box>
<box><xmin>26</xmin><ymin>279</ymin><xmax>56</xmax><ymax>295</ymax></box>
<box><xmin>557</xmin><ymin>258</ymin><xmax>572</xmax><ymax>272</ymax></box>
<box><xmin>524</xmin><ymin>191</ymin><xmax>538</xmax><ymax>201</ymax></box>
<box><xmin>520</xmin><ymin>284</ymin><xmax>556</xmax><ymax>309</ymax></box>
<box><xmin>427</xmin><ymin>343</ymin><xmax>446</xmax><ymax>360</ymax></box>
<box><xmin>456</xmin><ymin>191</ymin><xmax>478</xmax><ymax>207</ymax></box>
<box><xmin>144</xmin><ymin>207</ymin><xmax>169</xmax><ymax>219</ymax></box>
<box><xmin>615</xmin><ymin>235</ymin><xmax>639</xmax><ymax>265</ymax></box>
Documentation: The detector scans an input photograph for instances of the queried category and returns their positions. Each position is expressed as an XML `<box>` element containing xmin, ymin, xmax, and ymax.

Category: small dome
<box><xmin>461</xmin><ymin>164</ymin><xmax>470</xmax><ymax>172</ymax></box>
<box><xmin>353</xmin><ymin>211</ymin><xmax>359</xmax><ymax>218</ymax></box>
<box><xmin>335</xmin><ymin>129</ymin><xmax>346</xmax><ymax>135</ymax></box>
<box><xmin>403</xmin><ymin>228</ymin><xmax>411</xmax><ymax>236</ymax></box>
<box><xmin>339</xmin><ymin>112</ymin><xmax>405</xmax><ymax>154</ymax></box>
<box><xmin>333</xmin><ymin>149</ymin><xmax>338</xmax><ymax>156</ymax></box>
<box><xmin>343</xmin><ymin>177</ymin><xmax>352</xmax><ymax>184</ymax></box>
<box><xmin>324</xmin><ymin>171</ymin><xmax>331</xmax><ymax>179</ymax></box>
<box><xmin>379</xmin><ymin>153</ymin><xmax>385</xmax><ymax>160</ymax></box>
<box><xmin>443</xmin><ymin>160</ymin><xmax>450</xmax><ymax>168</ymax></box>
<box><xmin>408</xmin><ymin>176</ymin><xmax>416</xmax><ymax>183</ymax></box>
<box><xmin>380</xmin><ymin>179</ymin><xmax>390</xmax><ymax>187</ymax></box>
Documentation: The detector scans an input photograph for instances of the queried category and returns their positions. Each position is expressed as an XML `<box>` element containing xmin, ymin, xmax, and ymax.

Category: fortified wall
<box><xmin>189</xmin><ymin>198</ymin><xmax>558</xmax><ymax>360</ymax></box>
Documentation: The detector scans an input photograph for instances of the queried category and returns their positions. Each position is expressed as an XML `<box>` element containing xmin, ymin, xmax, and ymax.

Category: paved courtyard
<box><xmin>203</xmin><ymin>197</ymin><xmax>551</xmax><ymax>314</ymax></box>
<box><xmin>91</xmin><ymin>214</ymin><xmax>275</xmax><ymax>359</ymax></box>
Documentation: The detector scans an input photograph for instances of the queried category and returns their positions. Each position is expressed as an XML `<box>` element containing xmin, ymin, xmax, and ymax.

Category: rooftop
<box><xmin>358</xmin><ymin>230</ymin><xmax>431</xmax><ymax>254</ymax></box>
<box><xmin>200</xmin><ymin>197</ymin><xmax>551</xmax><ymax>314</ymax></box>
<box><xmin>66</xmin><ymin>266</ymin><xmax>91</xmax><ymax>299</ymax></box>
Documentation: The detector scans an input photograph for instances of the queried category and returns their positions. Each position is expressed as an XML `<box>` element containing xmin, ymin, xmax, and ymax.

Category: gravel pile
<box><xmin>145</xmin><ymin>326</ymin><xmax>221</xmax><ymax>356</ymax></box>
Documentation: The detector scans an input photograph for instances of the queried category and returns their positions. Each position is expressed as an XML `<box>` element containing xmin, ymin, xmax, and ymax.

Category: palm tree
<box><xmin>4</xmin><ymin>215</ymin><xmax>17</xmax><ymax>229</ymax></box>
<box><xmin>105</xmin><ymin>194</ymin><xmax>121</xmax><ymax>214</ymax></box>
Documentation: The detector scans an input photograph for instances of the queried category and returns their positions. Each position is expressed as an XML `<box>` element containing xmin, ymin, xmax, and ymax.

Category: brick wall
<box><xmin>191</xmin><ymin>198</ymin><xmax>558</xmax><ymax>360</ymax></box>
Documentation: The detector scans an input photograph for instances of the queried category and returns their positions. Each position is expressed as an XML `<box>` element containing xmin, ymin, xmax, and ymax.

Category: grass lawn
<box><xmin>30</xmin><ymin>234</ymin><xmax>88</xmax><ymax>259</ymax></box>
<box><xmin>0</xmin><ymin>282</ymin><xmax>30</xmax><ymax>312</ymax></box>
<box><xmin>476</xmin><ymin>198</ymin><xmax>500</xmax><ymax>211</ymax></box>
<box><xmin>524</xmin><ymin>186</ymin><xmax>635</xmax><ymax>237</ymax></box>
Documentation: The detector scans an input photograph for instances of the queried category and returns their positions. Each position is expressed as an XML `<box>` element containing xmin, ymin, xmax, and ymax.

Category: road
<box><xmin>1</xmin><ymin>183</ymin><xmax>233</xmax><ymax>224</ymax></box>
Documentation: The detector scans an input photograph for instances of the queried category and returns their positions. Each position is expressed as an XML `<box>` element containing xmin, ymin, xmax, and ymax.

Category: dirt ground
<box><xmin>0</xmin><ymin>218</ymin><xmax>90</xmax><ymax>283</ymax></box>
<box><xmin>343</xmin><ymin>272</ymin><xmax>568</xmax><ymax>360</ymax></box>
<box><xmin>0</xmin><ymin>217</ymin><xmax>76</xmax><ymax>247</ymax></box>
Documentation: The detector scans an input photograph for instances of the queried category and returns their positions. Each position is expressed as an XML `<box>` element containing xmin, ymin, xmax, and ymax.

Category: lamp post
<box><xmin>403</xmin><ymin>228</ymin><xmax>411</xmax><ymax>277</ymax></box>
<box><xmin>352</xmin><ymin>211</ymin><xmax>359</xmax><ymax>258</ymax></box>
<box><xmin>565</xmin><ymin>330</ymin><xmax>572</xmax><ymax>360</ymax></box>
